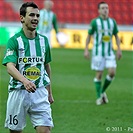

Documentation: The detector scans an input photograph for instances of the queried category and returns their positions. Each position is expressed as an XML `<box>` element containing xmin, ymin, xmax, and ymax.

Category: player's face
<box><xmin>98</xmin><ymin>4</ymin><xmax>109</xmax><ymax>18</ymax></box>
<box><xmin>21</xmin><ymin>7</ymin><xmax>40</xmax><ymax>31</ymax></box>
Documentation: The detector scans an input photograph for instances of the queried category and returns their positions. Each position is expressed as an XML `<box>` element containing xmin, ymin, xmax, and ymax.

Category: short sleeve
<box><xmin>88</xmin><ymin>19</ymin><xmax>96</xmax><ymax>35</ymax></box>
<box><xmin>2</xmin><ymin>38</ymin><xmax>18</xmax><ymax>66</ymax></box>
<box><xmin>44</xmin><ymin>37</ymin><xmax>51</xmax><ymax>65</ymax></box>
<box><xmin>113</xmin><ymin>19</ymin><xmax>119</xmax><ymax>35</ymax></box>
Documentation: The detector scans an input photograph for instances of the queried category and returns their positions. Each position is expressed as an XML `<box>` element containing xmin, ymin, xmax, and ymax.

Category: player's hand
<box><xmin>48</xmin><ymin>93</ymin><xmax>54</xmax><ymax>104</ymax></box>
<box><xmin>23</xmin><ymin>79</ymin><xmax>36</xmax><ymax>93</ymax></box>
<box><xmin>84</xmin><ymin>49</ymin><xmax>90</xmax><ymax>59</ymax></box>
<box><xmin>116</xmin><ymin>49</ymin><xmax>122</xmax><ymax>60</ymax></box>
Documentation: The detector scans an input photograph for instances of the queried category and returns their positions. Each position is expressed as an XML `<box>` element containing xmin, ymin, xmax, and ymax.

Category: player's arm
<box><xmin>53</xmin><ymin>14</ymin><xmax>60</xmax><ymax>43</ymax></box>
<box><xmin>45</xmin><ymin>63</ymin><xmax>54</xmax><ymax>104</ymax></box>
<box><xmin>84</xmin><ymin>34</ymin><xmax>92</xmax><ymax>59</ymax></box>
<box><xmin>3</xmin><ymin>38</ymin><xmax>36</xmax><ymax>92</ymax></box>
<box><xmin>114</xmin><ymin>34</ymin><xmax>122</xmax><ymax>60</ymax></box>
<box><xmin>6</xmin><ymin>62</ymin><xmax>36</xmax><ymax>93</ymax></box>
<box><xmin>52</xmin><ymin>14</ymin><xmax>58</xmax><ymax>33</ymax></box>
<box><xmin>113</xmin><ymin>19</ymin><xmax>122</xmax><ymax>60</ymax></box>
<box><xmin>44</xmin><ymin>37</ymin><xmax>54</xmax><ymax>103</ymax></box>
<box><xmin>45</xmin><ymin>63</ymin><xmax>51</xmax><ymax>79</ymax></box>
<box><xmin>84</xmin><ymin>19</ymin><xmax>95</xmax><ymax>59</ymax></box>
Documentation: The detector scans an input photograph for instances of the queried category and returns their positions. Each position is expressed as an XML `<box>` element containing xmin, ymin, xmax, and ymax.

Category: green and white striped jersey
<box><xmin>88</xmin><ymin>16</ymin><xmax>118</xmax><ymax>57</ymax></box>
<box><xmin>2</xmin><ymin>29</ymin><xmax>51</xmax><ymax>91</ymax></box>
<box><xmin>38</xmin><ymin>9</ymin><xmax>58</xmax><ymax>34</ymax></box>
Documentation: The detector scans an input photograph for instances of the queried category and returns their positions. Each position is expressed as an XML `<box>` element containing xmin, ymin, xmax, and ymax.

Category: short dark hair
<box><xmin>98</xmin><ymin>1</ymin><xmax>107</xmax><ymax>9</ymax></box>
<box><xmin>20</xmin><ymin>2</ymin><xmax>38</xmax><ymax>17</ymax></box>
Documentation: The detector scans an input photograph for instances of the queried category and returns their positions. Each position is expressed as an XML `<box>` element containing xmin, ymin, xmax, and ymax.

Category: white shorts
<box><xmin>5</xmin><ymin>87</ymin><xmax>54</xmax><ymax>131</ymax></box>
<box><xmin>91</xmin><ymin>55</ymin><xmax>117</xmax><ymax>71</ymax></box>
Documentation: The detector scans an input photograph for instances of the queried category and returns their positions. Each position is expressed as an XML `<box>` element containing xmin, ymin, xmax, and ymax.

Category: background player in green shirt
<box><xmin>38</xmin><ymin>0</ymin><xmax>59</xmax><ymax>48</ymax></box>
<box><xmin>2</xmin><ymin>2</ymin><xmax>54</xmax><ymax>133</ymax></box>
<box><xmin>84</xmin><ymin>1</ymin><xmax>122</xmax><ymax>105</ymax></box>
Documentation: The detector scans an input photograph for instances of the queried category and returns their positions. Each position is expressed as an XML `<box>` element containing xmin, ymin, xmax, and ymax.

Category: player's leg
<box><xmin>101</xmin><ymin>54</ymin><xmax>117</xmax><ymax>93</ymax></box>
<box><xmin>91</xmin><ymin>56</ymin><xmax>105</xmax><ymax>105</ymax></box>
<box><xmin>94</xmin><ymin>71</ymin><xmax>103</xmax><ymax>105</ymax></box>
<box><xmin>94</xmin><ymin>71</ymin><xmax>103</xmax><ymax>98</ymax></box>
<box><xmin>101</xmin><ymin>55</ymin><xmax>117</xmax><ymax>103</ymax></box>
<box><xmin>101</xmin><ymin>67</ymin><xmax>116</xmax><ymax>93</ymax></box>
<box><xmin>101</xmin><ymin>67</ymin><xmax>116</xmax><ymax>104</ymax></box>
<box><xmin>5</xmin><ymin>90</ymin><xmax>28</xmax><ymax>132</ymax></box>
<box><xmin>36</xmin><ymin>126</ymin><xmax>51</xmax><ymax>133</ymax></box>
<box><xmin>29</xmin><ymin>87</ymin><xmax>54</xmax><ymax>133</ymax></box>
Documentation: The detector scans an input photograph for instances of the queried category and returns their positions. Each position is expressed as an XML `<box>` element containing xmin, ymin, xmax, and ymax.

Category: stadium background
<box><xmin>0</xmin><ymin>0</ymin><xmax>133</xmax><ymax>50</ymax></box>
<box><xmin>0</xmin><ymin>0</ymin><xmax>132</xmax><ymax>133</ymax></box>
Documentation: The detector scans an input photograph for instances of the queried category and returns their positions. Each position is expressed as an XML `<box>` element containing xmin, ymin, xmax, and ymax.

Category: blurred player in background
<box><xmin>38</xmin><ymin>0</ymin><xmax>59</xmax><ymax>48</ymax></box>
<box><xmin>84</xmin><ymin>1</ymin><xmax>122</xmax><ymax>105</ymax></box>
<box><xmin>2</xmin><ymin>2</ymin><xmax>54</xmax><ymax>133</ymax></box>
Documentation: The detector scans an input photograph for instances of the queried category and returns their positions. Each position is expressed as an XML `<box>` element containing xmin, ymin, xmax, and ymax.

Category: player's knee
<box><xmin>109</xmin><ymin>72</ymin><xmax>115</xmax><ymax>78</ymax></box>
<box><xmin>36</xmin><ymin>126</ymin><xmax>51</xmax><ymax>133</ymax></box>
<box><xmin>9</xmin><ymin>129</ymin><xmax>22</xmax><ymax>133</ymax></box>
<box><xmin>108</xmin><ymin>68</ymin><xmax>116</xmax><ymax>78</ymax></box>
<box><xmin>96</xmin><ymin>72</ymin><xmax>103</xmax><ymax>80</ymax></box>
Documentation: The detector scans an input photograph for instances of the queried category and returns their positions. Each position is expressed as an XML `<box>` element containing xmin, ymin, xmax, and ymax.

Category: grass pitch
<box><xmin>0</xmin><ymin>47</ymin><xmax>132</xmax><ymax>133</ymax></box>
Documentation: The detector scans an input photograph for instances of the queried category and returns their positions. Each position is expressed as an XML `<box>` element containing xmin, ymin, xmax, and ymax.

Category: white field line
<box><xmin>57</xmin><ymin>100</ymin><xmax>131</xmax><ymax>104</ymax></box>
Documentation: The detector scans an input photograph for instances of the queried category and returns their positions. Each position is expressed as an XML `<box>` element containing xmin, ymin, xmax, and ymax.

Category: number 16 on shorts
<box><xmin>9</xmin><ymin>115</ymin><xmax>18</xmax><ymax>125</ymax></box>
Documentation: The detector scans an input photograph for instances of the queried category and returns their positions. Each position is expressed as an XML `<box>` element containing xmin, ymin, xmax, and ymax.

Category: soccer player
<box><xmin>38</xmin><ymin>0</ymin><xmax>59</xmax><ymax>48</ymax></box>
<box><xmin>84</xmin><ymin>1</ymin><xmax>122</xmax><ymax>105</ymax></box>
<box><xmin>2</xmin><ymin>2</ymin><xmax>54</xmax><ymax>133</ymax></box>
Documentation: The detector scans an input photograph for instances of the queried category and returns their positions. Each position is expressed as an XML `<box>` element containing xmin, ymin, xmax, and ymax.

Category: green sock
<box><xmin>94</xmin><ymin>78</ymin><xmax>101</xmax><ymax>98</ymax></box>
<box><xmin>102</xmin><ymin>75</ymin><xmax>112</xmax><ymax>93</ymax></box>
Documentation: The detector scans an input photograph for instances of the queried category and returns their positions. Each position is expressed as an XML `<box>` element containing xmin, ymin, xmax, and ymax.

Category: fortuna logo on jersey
<box><xmin>99</xmin><ymin>29</ymin><xmax>112</xmax><ymax>33</ymax></box>
<box><xmin>18</xmin><ymin>57</ymin><xmax>44</xmax><ymax>64</ymax></box>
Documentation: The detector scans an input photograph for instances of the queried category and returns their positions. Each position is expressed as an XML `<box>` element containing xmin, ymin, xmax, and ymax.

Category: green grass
<box><xmin>0</xmin><ymin>47</ymin><xmax>132</xmax><ymax>133</ymax></box>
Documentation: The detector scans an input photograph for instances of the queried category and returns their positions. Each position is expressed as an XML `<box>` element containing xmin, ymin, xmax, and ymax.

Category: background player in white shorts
<box><xmin>2</xmin><ymin>2</ymin><xmax>54</xmax><ymax>133</ymax></box>
<box><xmin>84</xmin><ymin>1</ymin><xmax>122</xmax><ymax>105</ymax></box>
